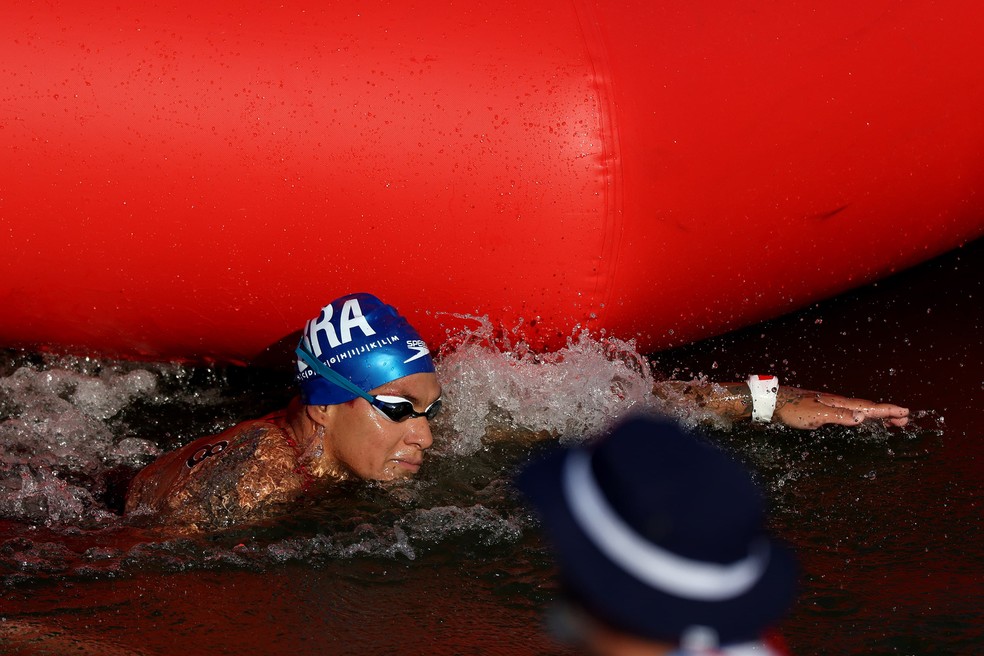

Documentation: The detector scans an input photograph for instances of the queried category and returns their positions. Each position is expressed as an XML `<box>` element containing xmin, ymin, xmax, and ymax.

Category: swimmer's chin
<box><xmin>378</xmin><ymin>457</ymin><xmax>423</xmax><ymax>480</ymax></box>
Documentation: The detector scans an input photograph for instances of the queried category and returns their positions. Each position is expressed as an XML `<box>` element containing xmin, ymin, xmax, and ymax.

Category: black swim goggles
<box><xmin>295</xmin><ymin>344</ymin><xmax>442</xmax><ymax>423</ymax></box>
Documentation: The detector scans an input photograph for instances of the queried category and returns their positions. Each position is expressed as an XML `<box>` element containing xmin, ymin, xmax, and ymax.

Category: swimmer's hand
<box><xmin>774</xmin><ymin>387</ymin><xmax>909</xmax><ymax>430</ymax></box>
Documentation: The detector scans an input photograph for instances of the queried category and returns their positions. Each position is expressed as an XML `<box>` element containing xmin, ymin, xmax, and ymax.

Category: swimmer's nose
<box><xmin>405</xmin><ymin>417</ymin><xmax>434</xmax><ymax>450</ymax></box>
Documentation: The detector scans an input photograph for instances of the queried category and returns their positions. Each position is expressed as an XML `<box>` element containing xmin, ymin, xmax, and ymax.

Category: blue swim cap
<box><xmin>295</xmin><ymin>293</ymin><xmax>436</xmax><ymax>405</ymax></box>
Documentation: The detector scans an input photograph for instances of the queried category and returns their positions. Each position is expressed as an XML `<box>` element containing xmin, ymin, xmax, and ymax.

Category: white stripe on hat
<box><xmin>562</xmin><ymin>450</ymin><xmax>770</xmax><ymax>601</ymax></box>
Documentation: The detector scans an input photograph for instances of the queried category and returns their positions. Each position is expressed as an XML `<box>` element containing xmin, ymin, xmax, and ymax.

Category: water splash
<box><xmin>0</xmin><ymin>331</ymin><xmax>664</xmax><ymax>582</ymax></box>
<box><xmin>0</xmin><ymin>358</ymin><xmax>162</xmax><ymax>526</ymax></box>
<box><xmin>436</xmin><ymin>318</ymin><xmax>661</xmax><ymax>454</ymax></box>
<box><xmin>0</xmin><ymin>333</ymin><xmax>924</xmax><ymax>584</ymax></box>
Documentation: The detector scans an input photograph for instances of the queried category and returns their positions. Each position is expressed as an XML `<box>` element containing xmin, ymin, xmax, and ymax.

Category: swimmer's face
<box><xmin>322</xmin><ymin>372</ymin><xmax>442</xmax><ymax>481</ymax></box>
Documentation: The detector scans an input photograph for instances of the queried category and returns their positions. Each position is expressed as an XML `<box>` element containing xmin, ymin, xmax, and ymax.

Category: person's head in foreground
<box><xmin>517</xmin><ymin>415</ymin><xmax>798</xmax><ymax>656</ymax></box>
<box><xmin>294</xmin><ymin>292</ymin><xmax>442</xmax><ymax>480</ymax></box>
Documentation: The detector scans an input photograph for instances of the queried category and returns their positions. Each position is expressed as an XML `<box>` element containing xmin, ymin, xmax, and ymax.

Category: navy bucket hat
<box><xmin>294</xmin><ymin>293</ymin><xmax>435</xmax><ymax>405</ymax></box>
<box><xmin>517</xmin><ymin>415</ymin><xmax>798</xmax><ymax>648</ymax></box>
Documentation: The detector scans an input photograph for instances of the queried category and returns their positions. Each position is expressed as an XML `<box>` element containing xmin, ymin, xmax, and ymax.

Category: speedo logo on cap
<box><xmin>305</xmin><ymin>298</ymin><xmax>375</xmax><ymax>358</ymax></box>
<box><xmin>404</xmin><ymin>339</ymin><xmax>430</xmax><ymax>363</ymax></box>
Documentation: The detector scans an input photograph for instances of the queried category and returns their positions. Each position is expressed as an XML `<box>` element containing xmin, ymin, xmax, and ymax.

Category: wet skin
<box><xmin>310</xmin><ymin>372</ymin><xmax>443</xmax><ymax>481</ymax></box>
<box><xmin>126</xmin><ymin>370</ymin><xmax>900</xmax><ymax>533</ymax></box>
<box><xmin>652</xmin><ymin>381</ymin><xmax>909</xmax><ymax>430</ymax></box>
<box><xmin>124</xmin><ymin>372</ymin><xmax>442</xmax><ymax>531</ymax></box>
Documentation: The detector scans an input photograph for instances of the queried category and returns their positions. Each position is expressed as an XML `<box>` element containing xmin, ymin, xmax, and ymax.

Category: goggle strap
<box><xmin>295</xmin><ymin>344</ymin><xmax>376</xmax><ymax>405</ymax></box>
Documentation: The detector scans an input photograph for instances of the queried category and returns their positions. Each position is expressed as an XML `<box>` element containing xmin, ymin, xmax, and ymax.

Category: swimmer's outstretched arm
<box><xmin>652</xmin><ymin>381</ymin><xmax>909</xmax><ymax>430</ymax></box>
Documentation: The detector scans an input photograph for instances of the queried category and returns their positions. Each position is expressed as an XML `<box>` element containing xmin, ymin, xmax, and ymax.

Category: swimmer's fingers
<box><xmin>774</xmin><ymin>388</ymin><xmax>909</xmax><ymax>430</ymax></box>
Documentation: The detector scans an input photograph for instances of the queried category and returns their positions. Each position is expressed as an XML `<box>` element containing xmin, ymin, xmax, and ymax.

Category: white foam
<box><xmin>0</xmin><ymin>329</ymin><xmax>729</xmax><ymax>531</ymax></box>
<box><xmin>436</xmin><ymin>321</ymin><xmax>661</xmax><ymax>454</ymax></box>
<box><xmin>0</xmin><ymin>360</ymin><xmax>162</xmax><ymax>525</ymax></box>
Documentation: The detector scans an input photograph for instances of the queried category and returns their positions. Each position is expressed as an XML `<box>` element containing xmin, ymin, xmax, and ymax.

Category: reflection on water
<box><xmin>1</xmin><ymin>239</ymin><xmax>982</xmax><ymax>655</ymax></box>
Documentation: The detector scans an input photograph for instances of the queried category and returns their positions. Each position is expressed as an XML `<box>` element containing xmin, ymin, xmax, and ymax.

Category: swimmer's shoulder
<box><xmin>137</xmin><ymin>414</ymin><xmax>287</xmax><ymax>478</ymax></box>
<box><xmin>124</xmin><ymin>410</ymin><xmax>300</xmax><ymax>521</ymax></box>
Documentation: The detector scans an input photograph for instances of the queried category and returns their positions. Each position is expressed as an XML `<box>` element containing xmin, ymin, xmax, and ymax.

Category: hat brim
<box><xmin>517</xmin><ymin>445</ymin><xmax>798</xmax><ymax>646</ymax></box>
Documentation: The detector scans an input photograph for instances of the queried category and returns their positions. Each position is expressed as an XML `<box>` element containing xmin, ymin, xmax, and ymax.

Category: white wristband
<box><xmin>746</xmin><ymin>375</ymin><xmax>780</xmax><ymax>423</ymax></box>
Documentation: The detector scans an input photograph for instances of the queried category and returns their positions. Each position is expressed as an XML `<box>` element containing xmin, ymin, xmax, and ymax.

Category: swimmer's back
<box><xmin>125</xmin><ymin>410</ymin><xmax>308</xmax><ymax>531</ymax></box>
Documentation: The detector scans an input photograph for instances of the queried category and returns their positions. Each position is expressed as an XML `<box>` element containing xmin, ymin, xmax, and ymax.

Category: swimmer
<box><xmin>124</xmin><ymin>292</ymin><xmax>908</xmax><ymax>531</ymax></box>
<box><xmin>124</xmin><ymin>293</ymin><xmax>442</xmax><ymax>531</ymax></box>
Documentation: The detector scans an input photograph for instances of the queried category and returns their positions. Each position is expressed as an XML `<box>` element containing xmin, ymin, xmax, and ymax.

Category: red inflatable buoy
<box><xmin>2</xmin><ymin>1</ymin><xmax>983</xmax><ymax>362</ymax></box>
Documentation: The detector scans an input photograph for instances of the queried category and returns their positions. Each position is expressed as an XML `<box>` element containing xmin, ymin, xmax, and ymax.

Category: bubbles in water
<box><xmin>0</xmin><ymin>358</ymin><xmax>162</xmax><ymax>526</ymax></box>
<box><xmin>0</xmin><ymin>324</ymin><xmax>746</xmax><ymax>532</ymax></box>
<box><xmin>0</xmin><ymin>331</ymin><xmax>935</xmax><ymax>587</ymax></box>
<box><xmin>0</xmin><ymin>465</ymin><xmax>107</xmax><ymax>526</ymax></box>
<box><xmin>436</xmin><ymin>318</ymin><xmax>659</xmax><ymax>453</ymax></box>
<box><xmin>0</xmin><ymin>332</ymin><xmax>650</xmax><ymax>579</ymax></box>
<box><xmin>405</xmin><ymin>504</ymin><xmax>522</xmax><ymax>546</ymax></box>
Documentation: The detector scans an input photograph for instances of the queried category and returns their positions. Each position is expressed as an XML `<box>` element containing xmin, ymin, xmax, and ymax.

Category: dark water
<box><xmin>1</xmin><ymin>238</ymin><xmax>981</xmax><ymax>655</ymax></box>
<box><xmin>651</xmin><ymin>237</ymin><xmax>984</xmax><ymax>655</ymax></box>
